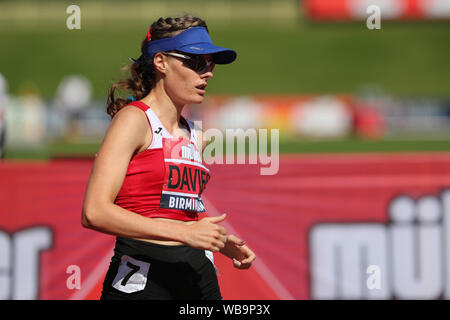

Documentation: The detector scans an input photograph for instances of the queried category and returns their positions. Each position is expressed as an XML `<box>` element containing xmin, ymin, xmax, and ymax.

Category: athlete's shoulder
<box><xmin>105</xmin><ymin>105</ymin><xmax>152</xmax><ymax>152</ymax></box>
<box><xmin>110</xmin><ymin>104</ymin><xmax>151</xmax><ymax>133</ymax></box>
<box><xmin>126</xmin><ymin>100</ymin><xmax>151</xmax><ymax>112</ymax></box>
<box><xmin>115</xmin><ymin>104</ymin><xmax>148</xmax><ymax>119</ymax></box>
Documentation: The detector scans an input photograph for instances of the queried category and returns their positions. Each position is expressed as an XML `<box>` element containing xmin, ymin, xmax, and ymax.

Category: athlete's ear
<box><xmin>153</xmin><ymin>53</ymin><xmax>168</xmax><ymax>75</ymax></box>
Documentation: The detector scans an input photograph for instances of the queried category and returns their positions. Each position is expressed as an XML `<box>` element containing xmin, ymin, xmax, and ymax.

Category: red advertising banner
<box><xmin>1</xmin><ymin>153</ymin><xmax>450</xmax><ymax>299</ymax></box>
<box><xmin>303</xmin><ymin>0</ymin><xmax>450</xmax><ymax>21</ymax></box>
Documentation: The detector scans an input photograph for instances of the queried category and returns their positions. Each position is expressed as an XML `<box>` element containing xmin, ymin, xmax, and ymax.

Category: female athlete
<box><xmin>81</xmin><ymin>15</ymin><xmax>256</xmax><ymax>300</ymax></box>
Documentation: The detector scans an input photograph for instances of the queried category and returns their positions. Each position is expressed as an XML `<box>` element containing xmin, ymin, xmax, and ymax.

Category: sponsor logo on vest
<box><xmin>181</xmin><ymin>144</ymin><xmax>202</xmax><ymax>163</ymax></box>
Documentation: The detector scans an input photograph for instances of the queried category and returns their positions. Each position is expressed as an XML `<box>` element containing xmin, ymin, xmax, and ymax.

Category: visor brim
<box><xmin>178</xmin><ymin>44</ymin><xmax>237</xmax><ymax>64</ymax></box>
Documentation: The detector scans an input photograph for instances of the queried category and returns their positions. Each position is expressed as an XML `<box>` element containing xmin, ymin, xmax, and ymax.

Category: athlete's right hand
<box><xmin>183</xmin><ymin>214</ymin><xmax>227</xmax><ymax>252</ymax></box>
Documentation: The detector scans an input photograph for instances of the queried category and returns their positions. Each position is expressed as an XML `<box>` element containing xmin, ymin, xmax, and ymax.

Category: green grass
<box><xmin>3</xmin><ymin>142</ymin><xmax>100</xmax><ymax>160</ymax></box>
<box><xmin>4</xmin><ymin>137</ymin><xmax>450</xmax><ymax>160</ymax></box>
<box><xmin>278</xmin><ymin>137</ymin><xmax>450</xmax><ymax>154</ymax></box>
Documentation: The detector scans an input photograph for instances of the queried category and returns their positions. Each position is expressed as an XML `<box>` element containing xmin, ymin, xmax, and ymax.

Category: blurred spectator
<box><xmin>0</xmin><ymin>73</ymin><xmax>7</xmax><ymax>158</ymax></box>
<box><xmin>50</xmin><ymin>75</ymin><xmax>92</xmax><ymax>141</ymax></box>
<box><xmin>291</xmin><ymin>96</ymin><xmax>353</xmax><ymax>138</ymax></box>
<box><xmin>352</xmin><ymin>105</ymin><xmax>385</xmax><ymax>140</ymax></box>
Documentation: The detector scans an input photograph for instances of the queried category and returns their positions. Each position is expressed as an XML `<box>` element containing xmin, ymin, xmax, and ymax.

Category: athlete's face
<box><xmin>160</xmin><ymin>53</ymin><xmax>215</xmax><ymax>105</ymax></box>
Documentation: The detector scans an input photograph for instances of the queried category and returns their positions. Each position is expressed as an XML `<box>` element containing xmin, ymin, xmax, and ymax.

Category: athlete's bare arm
<box><xmin>81</xmin><ymin>106</ymin><xmax>227</xmax><ymax>252</ymax></box>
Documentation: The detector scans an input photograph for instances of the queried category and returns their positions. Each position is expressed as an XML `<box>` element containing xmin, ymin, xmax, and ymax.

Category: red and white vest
<box><xmin>114</xmin><ymin>101</ymin><xmax>210</xmax><ymax>221</ymax></box>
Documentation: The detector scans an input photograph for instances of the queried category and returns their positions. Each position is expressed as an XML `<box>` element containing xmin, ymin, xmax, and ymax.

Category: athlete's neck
<box><xmin>140</xmin><ymin>82</ymin><xmax>186</xmax><ymax>135</ymax></box>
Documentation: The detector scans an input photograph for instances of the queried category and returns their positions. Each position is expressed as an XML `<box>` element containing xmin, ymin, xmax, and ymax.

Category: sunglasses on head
<box><xmin>162</xmin><ymin>52</ymin><xmax>215</xmax><ymax>73</ymax></box>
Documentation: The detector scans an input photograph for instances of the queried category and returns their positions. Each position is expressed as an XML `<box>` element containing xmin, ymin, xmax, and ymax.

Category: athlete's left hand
<box><xmin>220</xmin><ymin>234</ymin><xmax>256</xmax><ymax>269</ymax></box>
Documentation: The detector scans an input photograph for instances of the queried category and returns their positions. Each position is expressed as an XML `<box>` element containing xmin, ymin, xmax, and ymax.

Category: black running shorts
<box><xmin>100</xmin><ymin>237</ymin><xmax>222</xmax><ymax>300</ymax></box>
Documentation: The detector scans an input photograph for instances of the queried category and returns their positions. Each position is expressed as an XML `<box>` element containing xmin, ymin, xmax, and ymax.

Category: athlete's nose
<box><xmin>201</xmin><ymin>69</ymin><xmax>214</xmax><ymax>80</ymax></box>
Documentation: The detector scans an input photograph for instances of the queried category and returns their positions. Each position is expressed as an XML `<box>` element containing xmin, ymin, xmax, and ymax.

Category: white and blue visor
<box><xmin>143</xmin><ymin>26</ymin><xmax>237</xmax><ymax>64</ymax></box>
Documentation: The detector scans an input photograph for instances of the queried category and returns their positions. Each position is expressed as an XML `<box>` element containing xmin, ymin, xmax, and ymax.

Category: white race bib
<box><xmin>112</xmin><ymin>255</ymin><xmax>151</xmax><ymax>293</ymax></box>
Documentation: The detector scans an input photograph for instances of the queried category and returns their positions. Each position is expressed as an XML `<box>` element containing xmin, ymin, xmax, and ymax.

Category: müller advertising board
<box><xmin>1</xmin><ymin>152</ymin><xmax>450</xmax><ymax>300</ymax></box>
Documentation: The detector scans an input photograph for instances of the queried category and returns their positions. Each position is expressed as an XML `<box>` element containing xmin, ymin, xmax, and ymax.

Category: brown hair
<box><xmin>106</xmin><ymin>15</ymin><xmax>208</xmax><ymax>118</ymax></box>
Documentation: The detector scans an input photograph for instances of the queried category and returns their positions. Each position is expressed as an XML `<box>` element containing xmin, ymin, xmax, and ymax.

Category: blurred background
<box><xmin>1</xmin><ymin>0</ymin><xmax>450</xmax><ymax>157</ymax></box>
<box><xmin>1</xmin><ymin>0</ymin><xmax>450</xmax><ymax>300</ymax></box>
